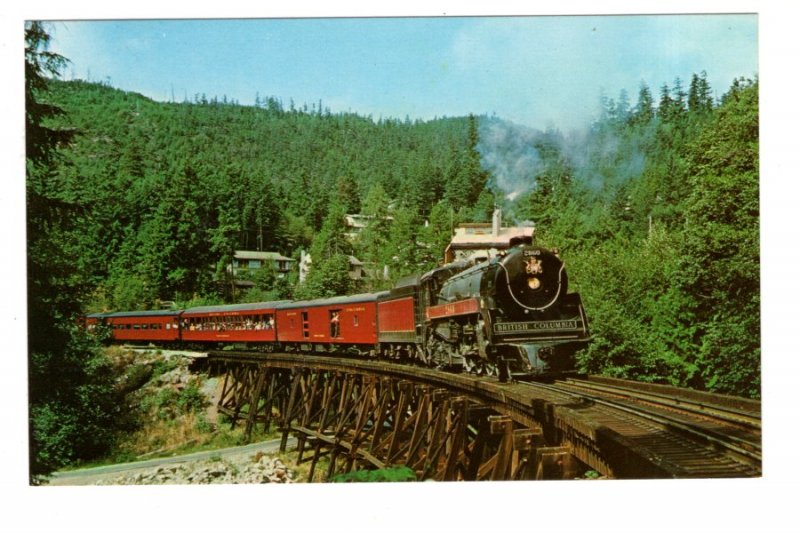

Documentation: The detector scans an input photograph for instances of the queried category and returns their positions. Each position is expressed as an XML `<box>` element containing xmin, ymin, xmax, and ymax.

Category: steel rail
<box><xmin>536</xmin><ymin>381</ymin><xmax>762</xmax><ymax>467</ymax></box>
<box><xmin>560</xmin><ymin>378</ymin><xmax>761</xmax><ymax>430</ymax></box>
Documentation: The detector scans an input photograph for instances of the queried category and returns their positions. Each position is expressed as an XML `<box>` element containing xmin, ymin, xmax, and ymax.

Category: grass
<box><xmin>330</xmin><ymin>465</ymin><xmax>417</xmax><ymax>483</ymax></box>
<box><xmin>273</xmin><ymin>450</ymin><xmax>330</xmax><ymax>483</ymax></box>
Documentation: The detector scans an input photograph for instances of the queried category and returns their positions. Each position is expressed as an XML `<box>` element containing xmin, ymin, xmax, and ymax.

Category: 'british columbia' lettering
<box><xmin>493</xmin><ymin>319</ymin><xmax>579</xmax><ymax>334</ymax></box>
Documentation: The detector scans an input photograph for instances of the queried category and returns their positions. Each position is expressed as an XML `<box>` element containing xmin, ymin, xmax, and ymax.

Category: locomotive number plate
<box><xmin>493</xmin><ymin>319</ymin><xmax>579</xmax><ymax>334</ymax></box>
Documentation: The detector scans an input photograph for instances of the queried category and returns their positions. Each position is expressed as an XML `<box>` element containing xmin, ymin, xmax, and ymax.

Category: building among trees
<box><xmin>230</xmin><ymin>250</ymin><xmax>295</xmax><ymax>277</ymax></box>
<box><xmin>444</xmin><ymin>209</ymin><xmax>534</xmax><ymax>263</ymax></box>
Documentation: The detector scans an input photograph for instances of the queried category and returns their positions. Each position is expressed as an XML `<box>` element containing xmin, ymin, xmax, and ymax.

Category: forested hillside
<box><xmin>42</xmin><ymin>74</ymin><xmax>761</xmax><ymax>397</ymax></box>
<box><xmin>44</xmin><ymin>79</ymin><xmax>497</xmax><ymax>307</ymax></box>
<box><xmin>27</xmin><ymin>20</ymin><xmax>759</xmax><ymax>478</ymax></box>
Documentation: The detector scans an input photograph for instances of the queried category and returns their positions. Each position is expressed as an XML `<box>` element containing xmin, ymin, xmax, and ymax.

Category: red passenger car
<box><xmin>104</xmin><ymin>310</ymin><xmax>182</xmax><ymax>344</ymax></box>
<box><xmin>276</xmin><ymin>293</ymin><xmax>384</xmax><ymax>353</ymax></box>
<box><xmin>377</xmin><ymin>275</ymin><xmax>420</xmax><ymax>346</ymax></box>
<box><xmin>181</xmin><ymin>302</ymin><xmax>286</xmax><ymax>348</ymax></box>
<box><xmin>84</xmin><ymin>312</ymin><xmax>105</xmax><ymax>333</ymax></box>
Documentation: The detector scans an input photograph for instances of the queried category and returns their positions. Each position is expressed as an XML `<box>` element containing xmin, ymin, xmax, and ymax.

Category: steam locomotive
<box><xmin>86</xmin><ymin>244</ymin><xmax>589</xmax><ymax>376</ymax></box>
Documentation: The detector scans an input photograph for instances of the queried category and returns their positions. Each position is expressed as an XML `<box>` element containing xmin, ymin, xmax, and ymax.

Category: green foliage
<box><xmin>142</xmin><ymin>380</ymin><xmax>206</xmax><ymax>421</ymax></box>
<box><xmin>195</xmin><ymin>414</ymin><xmax>214</xmax><ymax>434</ymax></box>
<box><xmin>678</xmin><ymin>78</ymin><xmax>760</xmax><ymax>396</ymax></box>
<box><xmin>150</xmin><ymin>357</ymin><xmax>180</xmax><ymax>378</ymax></box>
<box><xmin>417</xmin><ymin>200</ymin><xmax>458</xmax><ymax>267</ymax></box>
<box><xmin>296</xmin><ymin>253</ymin><xmax>353</xmax><ymax>300</ymax></box>
<box><xmin>330</xmin><ymin>465</ymin><xmax>417</xmax><ymax>483</ymax></box>
<box><xmin>444</xmin><ymin>115</ymin><xmax>490</xmax><ymax>210</ymax></box>
<box><xmin>571</xmin><ymin>227</ymin><xmax>699</xmax><ymax>385</ymax></box>
<box><xmin>118</xmin><ymin>363</ymin><xmax>155</xmax><ymax>394</ymax></box>
<box><xmin>238</xmin><ymin>261</ymin><xmax>293</xmax><ymax>302</ymax></box>
<box><xmin>310</xmin><ymin>202</ymin><xmax>352</xmax><ymax>262</ymax></box>
<box><xmin>107</xmin><ymin>273</ymin><xmax>157</xmax><ymax>311</ymax></box>
<box><xmin>26</xmin><ymin>22</ymin><xmax>131</xmax><ymax>482</ymax></box>
<box><xmin>176</xmin><ymin>382</ymin><xmax>207</xmax><ymax>414</ymax></box>
<box><xmin>353</xmin><ymin>183</ymin><xmax>394</xmax><ymax>289</ymax></box>
<box><xmin>384</xmin><ymin>204</ymin><xmax>424</xmax><ymax>282</ymax></box>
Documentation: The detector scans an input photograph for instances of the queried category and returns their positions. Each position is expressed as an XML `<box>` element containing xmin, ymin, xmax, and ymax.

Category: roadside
<box><xmin>47</xmin><ymin>437</ymin><xmax>297</xmax><ymax>485</ymax></box>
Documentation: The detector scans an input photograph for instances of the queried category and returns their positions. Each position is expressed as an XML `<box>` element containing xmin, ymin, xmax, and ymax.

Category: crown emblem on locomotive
<box><xmin>525</xmin><ymin>256</ymin><xmax>543</xmax><ymax>275</ymax></box>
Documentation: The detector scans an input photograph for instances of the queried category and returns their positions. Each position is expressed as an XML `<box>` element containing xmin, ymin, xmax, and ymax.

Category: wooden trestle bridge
<box><xmin>205</xmin><ymin>351</ymin><xmax>762</xmax><ymax>482</ymax></box>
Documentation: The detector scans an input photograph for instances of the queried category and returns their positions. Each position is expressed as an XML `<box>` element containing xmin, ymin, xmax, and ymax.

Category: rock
<box><xmin>109</xmin><ymin>449</ymin><xmax>296</xmax><ymax>484</ymax></box>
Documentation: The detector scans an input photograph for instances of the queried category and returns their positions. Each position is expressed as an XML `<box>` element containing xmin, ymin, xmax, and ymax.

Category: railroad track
<box><xmin>537</xmin><ymin>376</ymin><xmax>761</xmax><ymax>477</ymax></box>
<box><xmin>203</xmin><ymin>351</ymin><xmax>762</xmax><ymax>479</ymax></box>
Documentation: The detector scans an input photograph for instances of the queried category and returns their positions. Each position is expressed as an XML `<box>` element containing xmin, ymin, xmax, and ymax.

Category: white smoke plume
<box><xmin>477</xmin><ymin>118</ymin><xmax>546</xmax><ymax>201</ymax></box>
<box><xmin>477</xmin><ymin>116</ymin><xmax>647</xmax><ymax>201</ymax></box>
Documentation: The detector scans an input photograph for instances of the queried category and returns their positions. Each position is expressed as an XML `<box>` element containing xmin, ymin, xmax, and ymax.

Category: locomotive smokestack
<box><xmin>492</xmin><ymin>208</ymin><xmax>502</xmax><ymax>237</ymax></box>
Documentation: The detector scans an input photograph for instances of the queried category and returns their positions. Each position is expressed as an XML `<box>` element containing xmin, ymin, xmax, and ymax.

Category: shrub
<box><xmin>330</xmin><ymin>465</ymin><xmax>417</xmax><ymax>483</ymax></box>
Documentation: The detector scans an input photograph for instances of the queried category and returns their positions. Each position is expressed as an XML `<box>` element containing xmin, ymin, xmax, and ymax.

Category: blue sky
<box><xmin>48</xmin><ymin>14</ymin><xmax>758</xmax><ymax>131</ymax></box>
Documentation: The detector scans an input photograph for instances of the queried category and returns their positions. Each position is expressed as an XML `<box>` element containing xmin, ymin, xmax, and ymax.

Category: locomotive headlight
<box><xmin>527</xmin><ymin>277</ymin><xmax>541</xmax><ymax>290</ymax></box>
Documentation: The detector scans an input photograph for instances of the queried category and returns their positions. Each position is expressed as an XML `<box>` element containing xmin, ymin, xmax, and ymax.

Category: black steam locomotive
<box><xmin>377</xmin><ymin>244</ymin><xmax>590</xmax><ymax>376</ymax></box>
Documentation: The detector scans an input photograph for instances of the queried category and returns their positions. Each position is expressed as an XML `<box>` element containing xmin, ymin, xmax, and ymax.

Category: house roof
<box><xmin>234</xmin><ymin>250</ymin><xmax>295</xmax><ymax>262</ymax></box>
<box><xmin>447</xmin><ymin>227</ymin><xmax>534</xmax><ymax>249</ymax></box>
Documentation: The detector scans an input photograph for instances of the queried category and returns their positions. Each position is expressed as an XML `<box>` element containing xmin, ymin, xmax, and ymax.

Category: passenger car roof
<box><xmin>277</xmin><ymin>292</ymin><xmax>388</xmax><ymax>310</ymax></box>
<box><xmin>182</xmin><ymin>301</ymin><xmax>290</xmax><ymax>315</ymax></box>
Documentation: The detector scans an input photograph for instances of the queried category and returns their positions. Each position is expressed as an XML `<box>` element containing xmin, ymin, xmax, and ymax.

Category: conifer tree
<box><xmin>26</xmin><ymin>21</ymin><xmax>121</xmax><ymax>482</ymax></box>
<box><xmin>632</xmin><ymin>82</ymin><xmax>655</xmax><ymax>126</ymax></box>
<box><xmin>298</xmin><ymin>201</ymin><xmax>354</xmax><ymax>299</ymax></box>
<box><xmin>356</xmin><ymin>183</ymin><xmax>392</xmax><ymax>269</ymax></box>
<box><xmin>657</xmin><ymin>83</ymin><xmax>673</xmax><ymax>121</ymax></box>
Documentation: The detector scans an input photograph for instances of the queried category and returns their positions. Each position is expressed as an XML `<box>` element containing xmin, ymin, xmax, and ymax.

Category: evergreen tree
<box><xmin>26</xmin><ymin>21</ymin><xmax>122</xmax><ymax>482</ymax></box>
<box><xmin>208</xmin><ymin>205</ymin><xmax>241</xmax><ymax>301</ymax></box>
<box><xmin>444</xmin><ymin>115</ymin><xmax>489</xmax><ymax>210</ymax></box>
<box><xmin>657</xmin><ymin>83</ymin><xmax>673</xmax><ymax>122</ymax></box>
<box><xmin>688</xmin><ymin>71</ymin><xmax>714</xmax><ymax>115</ymax></box>
<box><xmin>384</xmin><ymin>204</ymin><xmax>421</xmax><ymax>281</ymax></box>
<box><xmin>632</xmin><ymin>82</ymin><xmax>655</xmax><ymax>126</ymax></box>
<box><xmin>136</xmin><ymin>162</ymin><xmax>207</xmax><ymax>302</ymax></box>
<box><xmin>334</xmin><ymin>174</ymin><xmax>361</xmax><ymax>214</ymax></box>
<box><xmin>296</xmin><ymin>253</ymin><xmax>353</xmax><ymax>299</ymax></box>
<box><xmin>310</xmin><ymin>201</ymin><xmax>351</xmax><ymax>261</ymax></box>
<box><xmin>356</xmin><ymin>183</ymin><xmax>392</xmax><ymax>276</ymax></box>
<box><xmin>297</xmin><ymin>201</ymin><xmax>354</xmax><ymax>299</ymax></box>
<box><xmin>670</xmin><ymin>77</ymin><xmax>687</xmax><ymax>117</ymax></box>
<box><xmin>418</xmin><ymin>200</ymin><xmax>457</xmax><ymax>268</ymax></box>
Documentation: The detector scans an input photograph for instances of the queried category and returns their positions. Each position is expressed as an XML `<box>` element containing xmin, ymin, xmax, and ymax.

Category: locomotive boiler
<box><xmin>377</xmin><ymin>244</ymin><xmax>590</xmax><ymax>375</ymax></box>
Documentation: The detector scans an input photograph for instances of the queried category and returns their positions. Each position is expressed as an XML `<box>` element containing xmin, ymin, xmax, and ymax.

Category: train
<box><xmin>85</xmin><ymin>244</ymin><xmax>589</xmax><ymax>377</ymax></box>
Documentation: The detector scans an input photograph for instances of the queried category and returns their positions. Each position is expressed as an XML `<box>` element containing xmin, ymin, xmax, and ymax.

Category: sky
<box><xmin>47</xmin><ymin>14</ymin><xmax>758</xmax><ymax>131</ymax></box>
